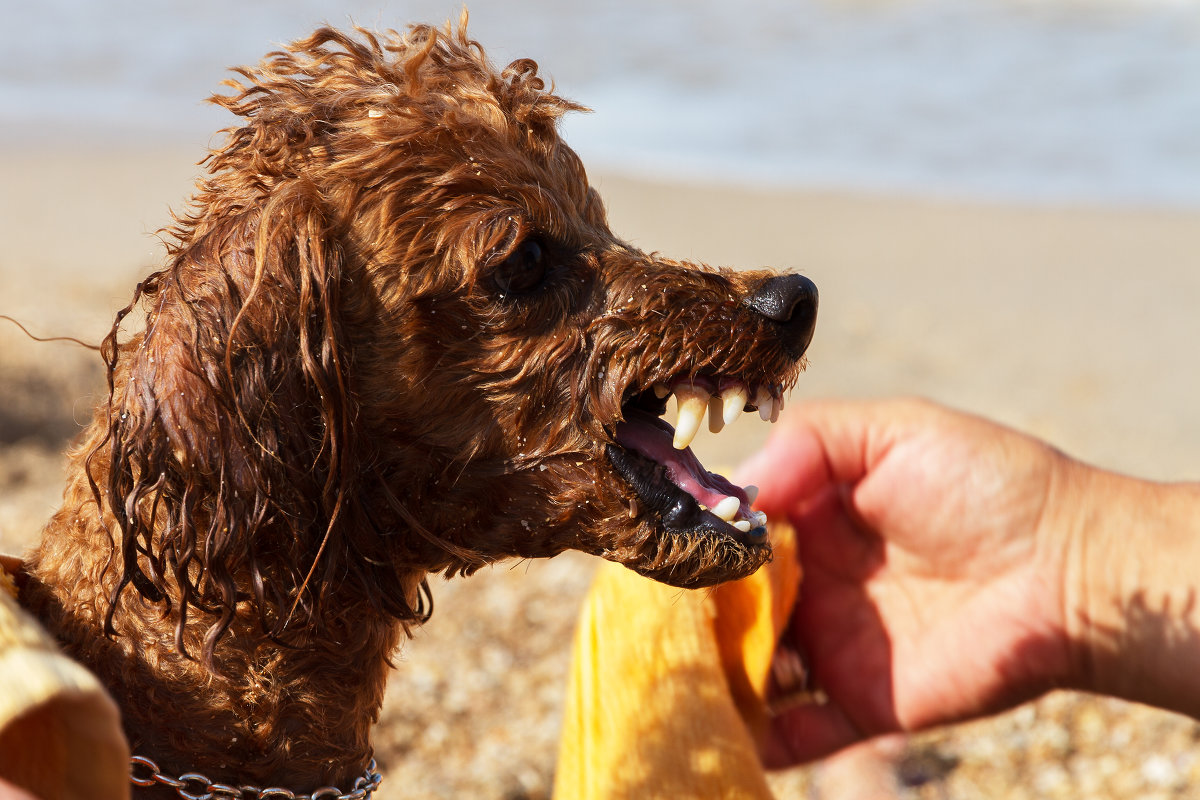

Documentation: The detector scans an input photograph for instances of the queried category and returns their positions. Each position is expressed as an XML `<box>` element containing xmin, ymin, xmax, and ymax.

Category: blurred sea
<box><xmin>3</xmin><ymin>0</ymin><xmax>1198</xmax><ymax>207</ymax></box>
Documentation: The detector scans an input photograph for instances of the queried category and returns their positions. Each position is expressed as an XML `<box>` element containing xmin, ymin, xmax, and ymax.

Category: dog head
<box><xmin>98</xmin><ymin>19</ymin><xmax>816</xmax><ymax>654</ymax></box>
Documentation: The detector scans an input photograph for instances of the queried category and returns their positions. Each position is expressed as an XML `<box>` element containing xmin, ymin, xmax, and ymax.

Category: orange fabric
<box><xmin>554</xmin><ymin>524</ymin><xmax>799</xmax><ymax>799</ymax></box>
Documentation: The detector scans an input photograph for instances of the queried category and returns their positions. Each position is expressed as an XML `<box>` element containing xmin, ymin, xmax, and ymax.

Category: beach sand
<box><xmin>2</xmin><ymin>146</ymin><xmax>1199</xmax><ymax>798</ymax></box>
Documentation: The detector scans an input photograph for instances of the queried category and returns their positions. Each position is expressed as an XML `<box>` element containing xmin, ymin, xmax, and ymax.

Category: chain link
<box><xmin>130</xmin><ymin>755</ymin><xmax>382</xmax><ymax>800</ymax></box>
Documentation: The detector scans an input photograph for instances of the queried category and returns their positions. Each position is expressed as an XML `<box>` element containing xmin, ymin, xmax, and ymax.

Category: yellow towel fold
<box><xmin>555</xmin><ymin>524</ymin><xmax>799</xmax><ymax>799</ymax></box>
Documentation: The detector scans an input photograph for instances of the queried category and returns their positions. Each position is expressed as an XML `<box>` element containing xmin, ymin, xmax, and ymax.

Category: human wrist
<box><xmin>1060</xmin><ymin>464</ymin><xmax>1200</xmax><ymax>715</ymax></box>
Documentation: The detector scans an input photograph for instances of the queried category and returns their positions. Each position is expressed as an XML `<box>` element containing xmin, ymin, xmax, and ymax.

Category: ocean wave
<box><xmin>4</xmin><ymin>0</ymin><xmax>1197</xmax><ymax>207</ymax></box>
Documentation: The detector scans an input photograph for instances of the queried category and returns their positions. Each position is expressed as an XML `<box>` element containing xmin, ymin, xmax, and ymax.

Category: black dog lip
<box><xmin>604</xmin><ymin>443</ymin><xmax>767</xmax><ymax>546</ymax></box>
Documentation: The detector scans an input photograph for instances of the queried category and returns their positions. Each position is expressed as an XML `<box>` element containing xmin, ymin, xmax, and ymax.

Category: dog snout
<box><xmin>742</xmin><ymin>273</ymin><xmax>818</xmax><ymax>358</ymax></box>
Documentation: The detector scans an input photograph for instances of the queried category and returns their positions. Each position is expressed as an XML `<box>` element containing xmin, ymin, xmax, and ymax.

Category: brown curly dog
<box><xmin>18</xmin><ymin>17</ymin><xmax>816</xmax><ymax>799</ymax></box>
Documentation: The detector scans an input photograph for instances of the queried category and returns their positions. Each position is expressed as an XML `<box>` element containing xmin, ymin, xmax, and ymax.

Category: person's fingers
<box><xmin>758</xmin><ymin>700</ymin><xmax>869</xmax><ymax>768</ymax></box>
<box><xmin>735</xmin><ymin>399</ymin><xmax>907</xmax><ymax>516</ymax></box>
<box><xmin>732</xmin><ymin>413</ymin><xmax>830</xmax><ymax>515</ymax></box>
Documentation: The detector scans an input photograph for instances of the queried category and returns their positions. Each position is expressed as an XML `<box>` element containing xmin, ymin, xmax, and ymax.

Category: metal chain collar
<box><xmin>130</xmin><ymin>755</ymin><xmax>382</xmax><ymax>800</ymax></box>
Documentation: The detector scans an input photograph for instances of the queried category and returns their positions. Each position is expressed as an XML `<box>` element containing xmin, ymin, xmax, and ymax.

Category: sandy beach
<box><xmin>2</xmin><ymin>146</ymin><xmax>1200</xmax><ymax>798</ymax></box>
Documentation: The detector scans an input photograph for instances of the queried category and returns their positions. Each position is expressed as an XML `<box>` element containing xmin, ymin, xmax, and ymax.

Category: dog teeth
<box><xmin>711</xmin><ymin>496</ymin><xmax>740</xmax><ymax>522</ymax></box>
<box><xmin>754</xmin><ymin>386</ymin><xmax>776</xmax><ymax>422</ymax></box>
<box><xmin>709</xmin><ymin>384</ymin><xmax>750</xmax><ymax>434</ymax></box>
<box><xmin>720</xmin><ymin>384</ymin><xmax>749</xmax><ymax>426</ymax></box>
<box><xmin>728</xmin><ymin>508</ymin><xmax>768</xmax><ymax>533</ymax></box>
<box><xmin>649</xmin><ymin>378</ymin><xmax>783</xmax><ymax>449</ymax></box>
<box><xmin>707</xmin><ymin>396</ymin><xmax>726</xmax><ymax>434</ymax></box>
<box><xmin>672</xmin><ymin>384</ymin><xmax>710</xmax><ymax>450</ymax></box>
<box><xmin>626</xmin><ymin>376</ymin><xmax>778</xmax><ymax>533</ymax></box>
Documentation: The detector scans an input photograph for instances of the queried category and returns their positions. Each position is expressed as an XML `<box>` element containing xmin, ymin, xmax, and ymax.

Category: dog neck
<box><xmin>22</xmin><ymin>446</ymin><xmax>417</xmax><ymax>792</ymax></box>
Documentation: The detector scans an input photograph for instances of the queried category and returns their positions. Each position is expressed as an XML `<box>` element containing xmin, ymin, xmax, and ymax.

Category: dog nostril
<box><xmin>743</xmin><ymin>273</ymin><xmax>816</xmax><ymax>323</ymax></box>
<box><xmin>742</xmin><ymin>273</ymin><xmax>818</xmax><ymax>358</ymax></box>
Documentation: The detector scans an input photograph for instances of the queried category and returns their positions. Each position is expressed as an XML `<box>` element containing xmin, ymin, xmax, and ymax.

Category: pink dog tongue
<box><xmin>614</xmin><ymin>412</ymin><xmax>750</xmax><ymax>513</ymax></box>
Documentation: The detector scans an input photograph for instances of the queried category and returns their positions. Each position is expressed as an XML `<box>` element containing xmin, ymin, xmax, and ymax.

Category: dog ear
<box><xmin>90</xmin><ymin>180</ymin><xmax>418</xmax><ymax>663</ymax></box>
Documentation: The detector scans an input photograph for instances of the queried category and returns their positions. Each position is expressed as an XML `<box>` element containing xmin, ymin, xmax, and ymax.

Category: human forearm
<box><xmin>1060</xmin><ymin>465</ymin><xmax>1200</xmax><ymax>716</ymax></box>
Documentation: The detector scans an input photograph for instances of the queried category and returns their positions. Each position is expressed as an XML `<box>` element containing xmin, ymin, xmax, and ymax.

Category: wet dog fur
<box><xmin>19</xmin><ymin>17</ymin><xmax>816</xmax><ymax>793</ymax></box>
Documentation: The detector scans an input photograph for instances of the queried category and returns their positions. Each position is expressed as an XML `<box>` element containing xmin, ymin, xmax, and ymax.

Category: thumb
<box><xmin>732</xmin><ymin>425</ymin><xmax>828</xmax><ymax>517</ymax></box>
<box><xmin>734</xmin><ymin>400</ymin><xmax>880</xmax><ymax>517</ymax></box>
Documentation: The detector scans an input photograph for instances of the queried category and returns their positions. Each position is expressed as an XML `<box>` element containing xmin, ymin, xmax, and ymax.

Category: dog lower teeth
<box><xmin>711</xmin><ymin>496</ymin><xmax>740</xmax><ymax>522</ymax></box>
<box><xmin>682</xmin><ymin>497</ymin><xmax>766</xmax><ymax>534</ymax></box>
<box><xmin>614</xmin><ymin>380</ymin><xmax>778</xmax><ymax>537</ymax></box>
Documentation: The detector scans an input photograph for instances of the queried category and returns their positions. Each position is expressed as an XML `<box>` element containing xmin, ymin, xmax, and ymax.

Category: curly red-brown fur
<box><xmin>20</xmin><ymin>14</ymin><xmax>814</xmax><ymax>795</ymax></box>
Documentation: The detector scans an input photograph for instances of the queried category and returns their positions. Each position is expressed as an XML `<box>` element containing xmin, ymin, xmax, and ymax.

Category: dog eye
<box><xmin>493</xmin><ymin>239</ymin><xmax>547</xmax><ymax>296</ymax></box>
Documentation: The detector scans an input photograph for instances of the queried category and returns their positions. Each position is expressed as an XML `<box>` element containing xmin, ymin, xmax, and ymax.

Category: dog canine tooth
<box><xmin>744</xmin><ymin>485</ymin><xmax>759</xmax><ymax>505</ymax></box>
<box><xmin>711</xmin><ymin>496</ymin><xmax>740</xmax><ymax>522</ymax></box>
<box><xmin>672</xmin><ymin>384</ymin><xmax>710</xmax><ymax>450</ymax></box>
<box><xmin>720</xmin><ymin>384</ymin><xmax>749</xmax><ymax>427</ymax></box>
<box><xmin>707</xmin><ymin>395</ymin><xmax>726</xmax><ymax>434</ymax></box>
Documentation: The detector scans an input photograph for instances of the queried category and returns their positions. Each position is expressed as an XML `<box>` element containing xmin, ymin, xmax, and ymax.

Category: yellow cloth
<box><xmin>0</xmin><ymin>556</ymin><xmax>130</xmax><ymax>800</ymax></box>
<box><xmin>554</xmin><ymin>524</ymin><xmax>800</xmax><ymax>799</ymax></box>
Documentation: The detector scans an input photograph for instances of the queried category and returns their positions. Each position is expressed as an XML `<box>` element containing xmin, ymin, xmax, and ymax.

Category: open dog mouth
<box><xmin>605</xmin><ymin>376</ymin><xmax>781</xmax><ymax>546</ymax></box>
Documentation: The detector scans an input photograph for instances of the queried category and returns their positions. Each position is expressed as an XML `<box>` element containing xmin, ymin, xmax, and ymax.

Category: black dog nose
<box><xmin>743</xmin><ymin>273</ymin><xmax>818</xmax><ymax>358</ymax></box>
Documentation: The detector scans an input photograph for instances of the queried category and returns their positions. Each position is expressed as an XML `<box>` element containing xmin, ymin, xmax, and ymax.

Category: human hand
<box><xmin>735</xmin><ymin>398</ymin><xmax>1081</xmax><ymax>767</ymax></box>
<box><xmin>0</xmin><ymin>779</ymin><xmax>36</xmax><ymax>800</ymax></box>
